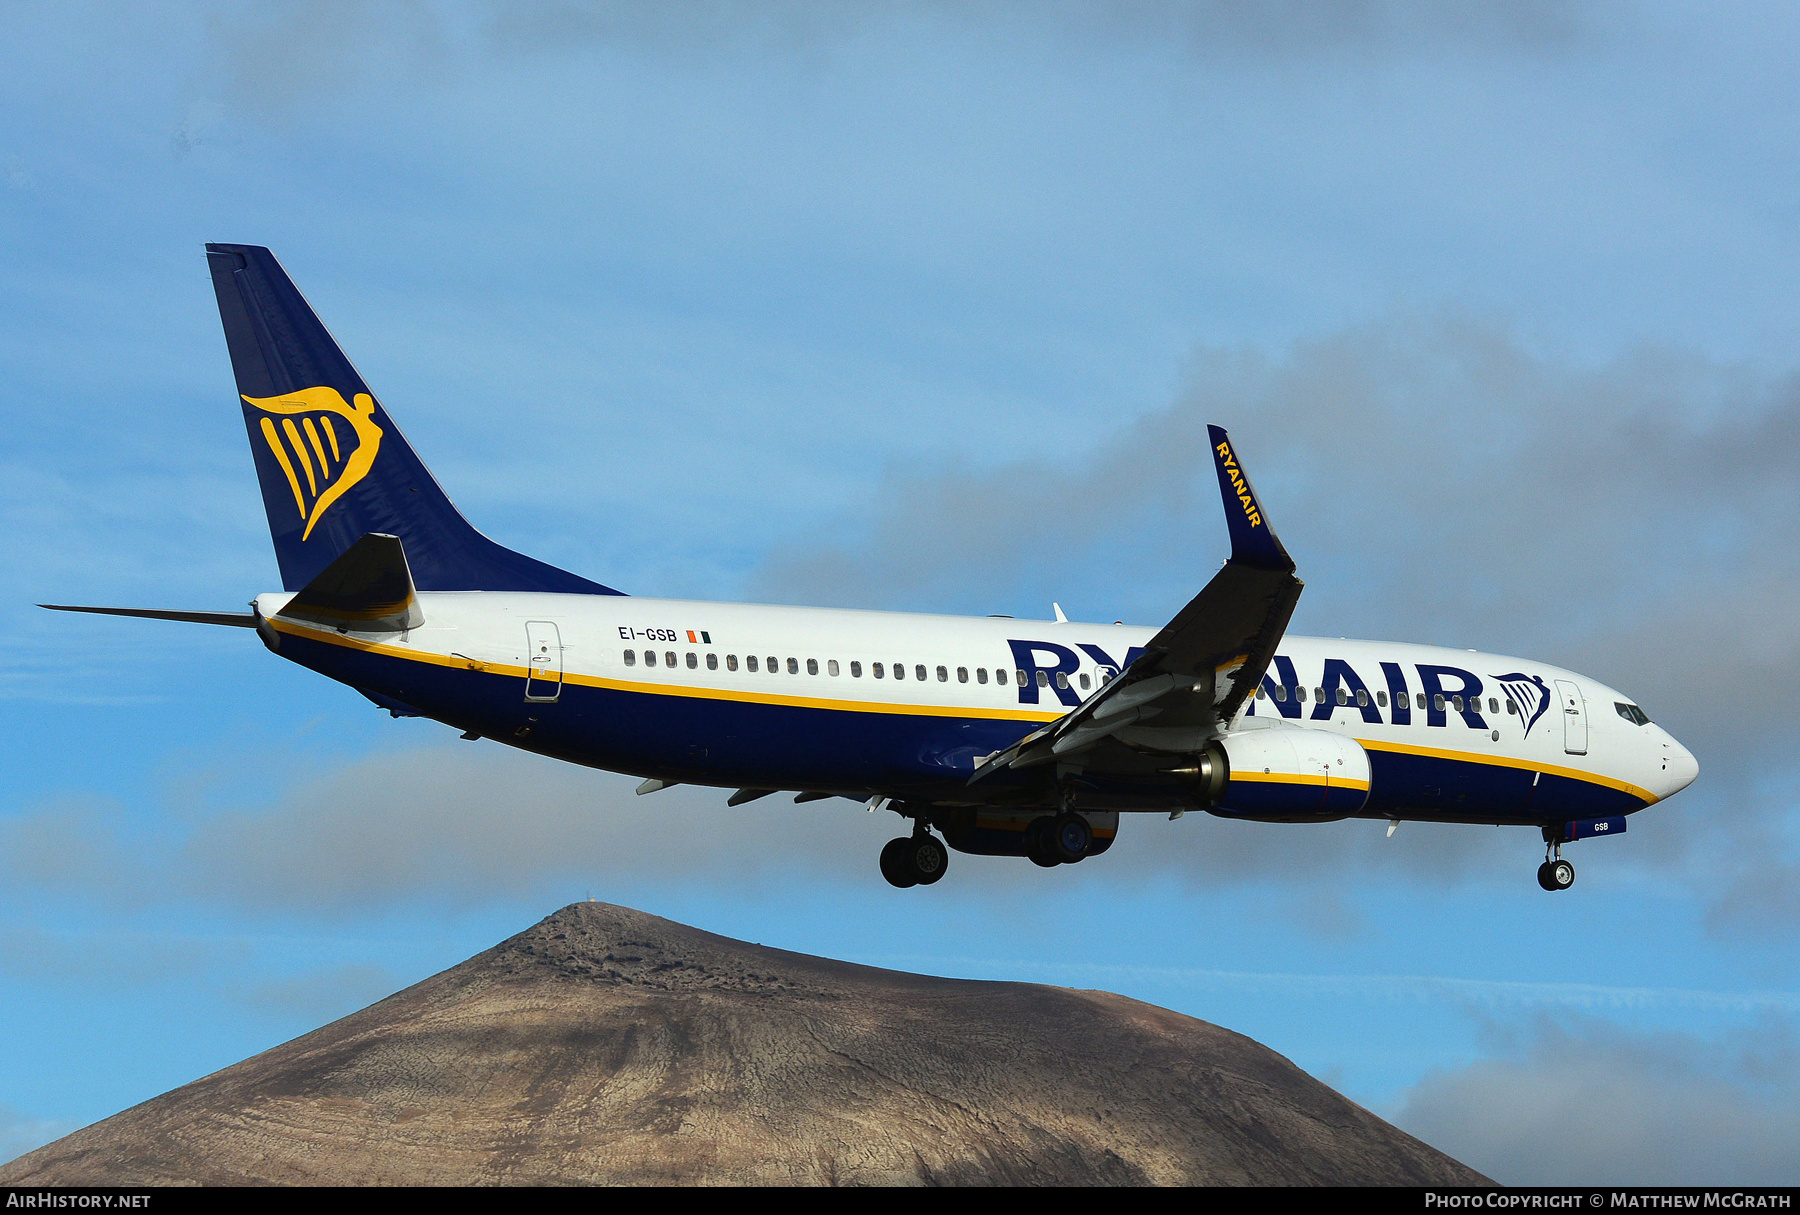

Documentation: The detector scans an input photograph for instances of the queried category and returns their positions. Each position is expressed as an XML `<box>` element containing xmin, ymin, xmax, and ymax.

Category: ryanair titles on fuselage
<box><xmin>258</xmin><ymin>591</ymin><xmax>1688</xmax><ymax>809</ymax></box>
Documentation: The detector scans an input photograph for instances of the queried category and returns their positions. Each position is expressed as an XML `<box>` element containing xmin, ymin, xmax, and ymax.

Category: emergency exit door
<box><xmin>524</xmin><ymin>621</ymin><xmax>563</xmax><ymax>702</ymax></box>
<box><xmin>1554</xmin><ymin>679</ymin><xmax>1587</xmax><ymax>755</ymax></box>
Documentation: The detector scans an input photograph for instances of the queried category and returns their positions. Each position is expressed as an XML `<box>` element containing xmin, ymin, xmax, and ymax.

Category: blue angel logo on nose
<box><xmin>1493</xmin><ymin>673</ymin><xmax>1552</xmax><ymax>738</ymax></box>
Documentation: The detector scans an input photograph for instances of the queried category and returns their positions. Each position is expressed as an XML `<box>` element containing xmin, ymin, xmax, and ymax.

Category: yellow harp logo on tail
<box><xmin>243</xmin><ymin>387</ymin><xmax>383</xmax><ymax>541</ymax></box>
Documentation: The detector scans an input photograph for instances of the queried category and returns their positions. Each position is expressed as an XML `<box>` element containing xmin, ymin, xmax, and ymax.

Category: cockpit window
<box><xmin>1614</xmin><ymin>702</ymin><xmax>1651</xmax><ymax>726</ymax></box>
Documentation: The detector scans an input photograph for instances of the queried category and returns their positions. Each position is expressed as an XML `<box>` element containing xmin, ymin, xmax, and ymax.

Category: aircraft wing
<box><xmin>972</xmin><ymin>425</ymin><xmax>1301</xmax><ymax>777</ymax></box>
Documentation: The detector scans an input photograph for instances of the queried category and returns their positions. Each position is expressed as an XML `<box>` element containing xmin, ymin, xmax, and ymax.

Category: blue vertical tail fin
<box><xmin>205</xmin><ymin>243</ymin><xmax>621</xmax><ymax>595</ymax></box>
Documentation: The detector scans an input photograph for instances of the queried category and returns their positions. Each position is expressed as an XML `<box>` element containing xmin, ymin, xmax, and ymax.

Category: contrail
<box><xmin>854</xmin><ymin>955</ymin><xmax>1800</xmax><ymax>1016</ymax></box>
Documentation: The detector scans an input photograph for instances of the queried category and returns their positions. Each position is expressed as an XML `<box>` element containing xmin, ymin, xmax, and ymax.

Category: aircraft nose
<box><xmin>1659</xmin><ymin>738</ymin><xmax>1699</xmax><ymax>800</ymax></box>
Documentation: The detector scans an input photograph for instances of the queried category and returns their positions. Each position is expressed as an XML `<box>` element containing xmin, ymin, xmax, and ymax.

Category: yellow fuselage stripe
<box><xmin>269</xmin><ymin>620</ymin><xmax>1651</xmax><ymax>801</ymax></box>
<box><xmin>270</xmin><ymin>619</ymin><xmax>1063</xmax><ymax>723</ymax></box>
<box><xmin>1356</xmin><ymin>737</ymin><xmax>1653</xmax><ymax>804</ymax></box>
<box><xmin>1229</xmin><ymin>770</ymin><xmax>1371</xmax><ymax>791</ymax></box>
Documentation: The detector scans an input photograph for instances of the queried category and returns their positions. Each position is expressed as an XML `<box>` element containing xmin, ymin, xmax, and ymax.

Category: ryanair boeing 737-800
<box><xmin>43</xmin><ymin>245</ymin><xmax>1699</xmax><ymax>891</ymax></box>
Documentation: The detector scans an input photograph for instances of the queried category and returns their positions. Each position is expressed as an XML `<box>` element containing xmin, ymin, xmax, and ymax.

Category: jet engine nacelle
<box><xmin>1201</xmin><ymin>722</ymin><xmax>1371</xmax><ymax>822</ymax></box>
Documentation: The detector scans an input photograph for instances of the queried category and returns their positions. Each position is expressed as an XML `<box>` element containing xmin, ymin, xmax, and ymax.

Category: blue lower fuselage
<box><xmin>278</xmin><ymin>628</ymin><xmax>1649</xmax><ymax>826</ymax></box>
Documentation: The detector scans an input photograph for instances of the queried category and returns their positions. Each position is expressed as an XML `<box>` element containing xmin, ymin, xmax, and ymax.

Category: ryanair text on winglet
<box><xmin>1215</xmin><ymin>440</ymin><xmax>1262</xmax><ymax>529</ymax></box>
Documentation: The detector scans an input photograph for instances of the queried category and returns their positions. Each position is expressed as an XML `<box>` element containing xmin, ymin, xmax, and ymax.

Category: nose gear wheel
<box><xmin>1536</xmin><ymin>834</ymin><xmax>1576</xmax><ymax>891</ymax></box>
<box><xmin>1537</xmin><ymin>858</ymin><xmax>1575</xmax><ymax>891</ymax></box>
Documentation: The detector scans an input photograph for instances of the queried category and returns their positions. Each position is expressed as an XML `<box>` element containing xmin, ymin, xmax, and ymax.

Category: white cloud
<box><xmin>1394</xmin><ymin>1014</ymin><xmax>1800</xmax><ymax>1185</ymax></box>
<box><xmin>0</xmin><ymin>744</ymin><xmax>904</xmax><ymax>915</ymax></box>
<box><xmin>0</xmin><ymin>731</ymin><xmax>1763</xmax><ymax>919</ymax></box>
<box><xmin>0</xmin><ymin>1106</ymin><xmax>77</xmax><ymax>1168</ymax></box>
<box><xmin>850</xmin><ymin>957</ymin><xmax>1800</xmax><ymax>1019</ymax></box>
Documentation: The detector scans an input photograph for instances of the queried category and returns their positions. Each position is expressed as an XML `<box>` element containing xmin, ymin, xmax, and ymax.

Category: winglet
<box><xmin>1206</xmin><ymin>425</ymin><xmax>1293</xmax><ymax>572</ymax></box>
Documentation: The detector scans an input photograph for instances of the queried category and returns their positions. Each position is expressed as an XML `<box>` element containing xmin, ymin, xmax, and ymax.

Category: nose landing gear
<box><xmin>1537</xmin><ymin>858</ymin><xmax>1575</xmax><ymax>891</ymax></box>
<box><xmin>880</xmin><ymin>831</ymin><xmax>948</xmax><ymax>889</ymax></box>
<box><xmin>1537</xmin><ymin>844</ymin><xmax>1576</xmax><ymax>891</ymax></box>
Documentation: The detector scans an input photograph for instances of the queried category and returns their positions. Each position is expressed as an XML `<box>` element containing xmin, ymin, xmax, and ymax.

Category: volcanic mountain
<box><xmin>0</xmin><ymin>902</ymin><xmax>1488</xmax><ymax>1186</ymax></box>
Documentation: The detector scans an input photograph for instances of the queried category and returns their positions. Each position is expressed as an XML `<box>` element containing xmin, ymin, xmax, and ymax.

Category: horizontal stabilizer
<box><xmin>277</xmin><ymin>532</ymin><xmax>423</xmax><ymax>633</ymax></box>
<box><xmin>39</xmin><ymin>605</ymin><xmax>257</xmax><ymax>627</ymax></box>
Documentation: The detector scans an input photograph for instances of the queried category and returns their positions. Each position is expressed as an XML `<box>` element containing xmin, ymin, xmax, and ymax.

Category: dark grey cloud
<box><xmin>751</xmin><ymin>311</ymin><xmax>1800</xmax><ymax>769</ymax></box>
<box><xmin>179</xmin><ymin>747</ymin><xmax>893</xmax><ymax>908</ymax></box>
<box><xmin>1105</xmin><ymin>0</ymin><xmax>1599</xmax><ymax>53</ymax></box>
<box><xmin>0</xmin><ymin>739</ymin><xmax>1609</xmax><ymax>924</ymax></box>
<box><xmin>753</xmin><ymin>314</ymin><xmax>1800</xmax><ymax>754</ymax></box>
<box><xmin>6</xmin><ymin>314</ymin><xmax>1797</xmax><ymax>919</ymax></box>
<box><xmin>1287</xmin><ymin>886</ymin><xmax>1366</xmax><ymax>938</ymax></box>
<box><xmin>0</xmin><ymin>734</ymin><xmax>1522</xmax><ymax>925</ymax></box>
<box><xmin>193</xmin><ymin>0</ymin><xmax>1608</xmax><ymax>117</ymax></box>
<box><xmin>1396</xmin><ymin>1013</ymin><xmax>1800</xmax><ymax>1185</ymax></box>
<box><xmin>235</xmin><ymin>963</ymin><xmax>398</xmax><ymax>1022</ymax></box>
<box><xmin>1707</xmin><ymin>856</ymin><xmax>1800</xmax><ymax>938</ymax></box>
<box><xmin>1119</xmin><ymin>803</ymin><xmax>1518</xmax><ymax>891</ymax></box>
<box><xmin>0</xmin><ymin>920</ymin><xmax>232</xmax><ymax>989</ymax></box>
<box><xmin>0</xmin><ymin>746</ymin><xmax>897</xmax><ymax>915</ymax></box>
<box><xmin>750</xmin><ymin>312</ymin><xmax>1800</xmax><ymax>926</ymax></box>
<box><xmin>0</xmin><ymin>914</ymin><xmax>394</xmax><ymax>1048</ymax></box>
<box><xmin>198</xmin><ymin>1</ymin><xmax>455</xmax><ymax>117</ymax></box>
<box><xmin>483</xmin><ymin>0</ymin><xmax>1602</xmax><ymax>57</ymax></box>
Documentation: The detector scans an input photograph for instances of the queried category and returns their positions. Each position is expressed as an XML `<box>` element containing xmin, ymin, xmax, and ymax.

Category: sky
<box><xmin>2</xmin><ymin>0</ymin><xmax>1799</xmax><ymax>1185</ymax></box>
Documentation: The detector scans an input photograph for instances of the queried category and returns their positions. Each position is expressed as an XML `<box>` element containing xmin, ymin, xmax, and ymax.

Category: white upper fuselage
<box><xmin>258</xmin><ymin>590</ymin><xmax>1699</xmax><ymax>811</ymax></box>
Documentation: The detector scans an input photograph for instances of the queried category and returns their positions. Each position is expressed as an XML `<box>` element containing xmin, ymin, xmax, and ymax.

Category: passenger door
<box><xmin>524</xmin><ymin>621</ymin><xmax>563</xmax><ymax>702</ymax></box>
<box><xmin>1554</xmin><ymin>679</ymin><xmax>1587</xmax><ymax>755</ymax></box>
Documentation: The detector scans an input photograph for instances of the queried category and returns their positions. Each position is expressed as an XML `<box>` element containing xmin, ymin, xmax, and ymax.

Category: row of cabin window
<box><xmin>618</xmin><ymin>649</ymin><xmax>1105</xmax><ymax>690</ymax></box>
<box><xmin>1258</xmin><ymin>685</ymin><xmax>1516</xmax><ymax>715</ymax></box>
<box><xmin>613</xmin><ymin>653</ymin><xmax>1518</xmax><ymax>716</ymax></box>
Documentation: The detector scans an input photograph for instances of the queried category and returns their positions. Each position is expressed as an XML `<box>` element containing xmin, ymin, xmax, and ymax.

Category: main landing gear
<box><xmin>876</xmin><ymin>807</ymin><xmax>1099</xmax><ymax>888</ymax></box>
<box><xmin>1025</xmin><ymin>811</ymin><xmax>1092</xmax><ymax>867</ymax></box>
<box><xmin>880</xmin><ymin>831</ymin><xmax>948</xmax><ymax>889</ymax></box>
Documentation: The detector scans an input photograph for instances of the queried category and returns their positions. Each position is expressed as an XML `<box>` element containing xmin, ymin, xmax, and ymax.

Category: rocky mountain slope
<box><xmin>1</xmin><ymin>902</ymin><xmax>1489</xmax><ymax>1185</ymax></box>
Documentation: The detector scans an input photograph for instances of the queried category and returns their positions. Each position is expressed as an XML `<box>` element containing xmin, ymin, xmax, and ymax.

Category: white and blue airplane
<box><xmin>44</xmin><ymin>245</ymin><xmax>1698</xmax><ymax>891</ymax></box>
